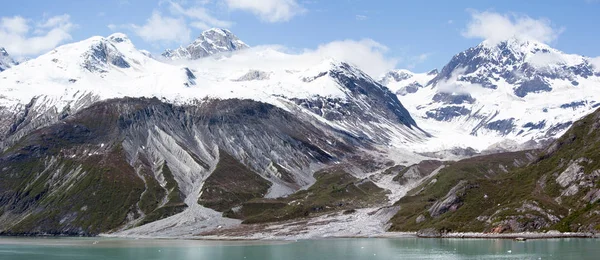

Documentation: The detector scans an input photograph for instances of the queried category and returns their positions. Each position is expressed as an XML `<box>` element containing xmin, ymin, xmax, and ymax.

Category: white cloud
<box><xmin>223</xmin><ymin>0</ymin><xmax>306</xmax><ymax>22</ymax></box>
<box><xmin>436</xmin><ymin>67</ymin><xmax>484</xmax><ymax>95</ymax></box>
<box><xmin>462</xmin><ymin>10</ymin><xmax>563</xmax><ymax>44</ymax></box>
<box><xmin>130</xmin><ymin>11</ymin><xmax>191</xmax><ymax>44</ymax></box>
<box><xmin>122</xmin><ymin>1</ymin><xmax>236</xmax><ymax>45</ymax></box>
<box><xmin>38</xmin><ymin>14</ymin><xmax>71</xmax><ymax>29</ymax></box>
<box><xmin>168</xmin><ymin>2</ymin><xmax>233</xmax><ymax>28</ymax></box>
<box><xmin>355</xmin><ymin>15</ymin><xmax>368</xmax><ymax>21</ymax></box>
<box><xmin>170</xmin><ymin>39</ymin><xmax>397</xmax><ymax>78</ymax></box>
<box><xmin>590</xmin><ymin>57</ymin><xmax>600</xmax><ymax>71</ymax></box>
<box><xmin>1</xmin><ymin>16</ymin><xmax>29</xmax><ymax>35</ymax></box>
<box><xmin>304</xmin><ymin>39</ymin><xmax>397</xmax><ymax>77</ymax></box>
<box><xmin>0</xmin><ymin>15</ymin><xmax>74</xmax><ymax>57</ymax></box>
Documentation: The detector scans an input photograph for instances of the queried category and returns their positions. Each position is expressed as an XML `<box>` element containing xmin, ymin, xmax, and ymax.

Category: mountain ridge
<box><xmin>383</xmin><ymin>38</ymin><xmax>600</xmax><ymax>154</ymax></box>
<box><xmin>162</xmin><ymin>28</ymin><xmax>249</xmax><ymax>60</ymax></box>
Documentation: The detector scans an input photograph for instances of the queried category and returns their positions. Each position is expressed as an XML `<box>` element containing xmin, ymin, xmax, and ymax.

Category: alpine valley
<box><xmin>1</xmin><ymin>28</ymin><xmax>600</xmax><ymax>239</ymax></box>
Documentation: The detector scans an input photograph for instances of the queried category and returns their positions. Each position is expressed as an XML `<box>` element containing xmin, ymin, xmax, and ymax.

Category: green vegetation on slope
<box><xmin>198</xmin><ymin>150</ymin><xmax>272</xmax><ymax>212</ymax></box>
<box><xmin>390</xmin><ymin>109</ymin><xmax>600</xmax><ymax>233</ymax></box>
<box><xmin>231</xmin><ymin>168</ymin><xmax>388</xmax><ymax>224</ymax></box>
<box><xmin>0</xmin><ymin>100</ymin><xmax>187</xmax><ymax>235</ymax></box>
<box><xmin>138</xmin><ymin>163</ymin><xmax>187</xmax><ymax>226</ymax></box>
<box><xmin>0</xmin><ymin>145</ymin><xmax>146</xmax><ymax>235</ymax></box>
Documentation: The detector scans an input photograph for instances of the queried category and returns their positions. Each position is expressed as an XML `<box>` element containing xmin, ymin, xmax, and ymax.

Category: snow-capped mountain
<box><xmin>162</xmin><ymin>28</ymin><xmax>249</xmax><ymax>60</ymax></box>
<box><xmin>0</xmin><ymin>31</ymin><xmax>435</xmax><ymax>236</ymax></box>
<box><xmin>380</xmin><ymin>69</ymin><xmax>438</xmax><ymax>96</ymax></box>
<box><xmin>0</xmin><ymin>47</ymin><xmax>17</xmax><ymax>72</ymax></box>
<box><xmin>388</xmin><ymin>38</ymin><xmax>600</xmax><ymax>153</ymax></box>
<box><xmin>0</xmin><ymin>32</ymin><xmax>424</xmax><ymax>146</ymax></box>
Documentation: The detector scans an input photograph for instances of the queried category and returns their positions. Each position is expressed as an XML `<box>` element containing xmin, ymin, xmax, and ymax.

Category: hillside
<box><xmin>390</xmin><ymin>108</ymin><xmax>600</xmax><ymax>234</ymax></box>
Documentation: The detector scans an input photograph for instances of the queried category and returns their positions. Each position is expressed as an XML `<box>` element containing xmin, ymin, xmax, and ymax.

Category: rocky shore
<box><xmin>409</xmin><ymin>229</ymin><xmax>597</xmax><ymax>239</ymax></box>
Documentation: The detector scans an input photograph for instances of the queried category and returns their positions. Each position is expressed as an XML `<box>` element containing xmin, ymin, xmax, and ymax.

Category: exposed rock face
<box><xmin>0</xmin><ymin>47</ymin><xmax>17</xmax><ymax>72</ymax></box>
<box><xmin>416</xmin><ymin>228</ymin><xmax>442</xmax><ymax>238</ymax></box>
<box><xmin>393</xmin><ymin>160</ymin><xmax>443</xmax><ymax>185</ymax></box>
<box><xmin>233</xmin><ymin>70</ymin><xmax>270</xmax><ymax>81</ymax></box>
<box><xmin>556</xmin><ymin>158</ymin><xmax>587</xmax><ymax>188</ymax></box>
<box><xmin>82</xmin><ymin>39</ymin><xmax>130</xmax><ymax>72</ymax></box>
<box><xmin>162</xmin><ymin>28</ymin><xmax>249</xmax><ymax>60</ymax></box>
<box><xmin>415</xmin><ymin>214</ymin><xmax>426</xmax><ymax>224</ymax></box>
<box><xmin>428</xmin><ymin>180</ymin><xmax>470</xmax><ymax>217</ymax></box>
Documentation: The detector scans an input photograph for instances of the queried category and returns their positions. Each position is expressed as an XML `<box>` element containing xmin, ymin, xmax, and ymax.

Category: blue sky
<box><xmin>1</xmin><ymin>0</ymin><xmax>600</xmax><ymax>73</ymax></box>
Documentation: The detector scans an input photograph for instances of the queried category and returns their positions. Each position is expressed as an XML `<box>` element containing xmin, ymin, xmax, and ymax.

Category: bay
<box><xmin>0</xmin><ymin>237</ymin><xmax>598</xmax><ymax>259</ymax></box>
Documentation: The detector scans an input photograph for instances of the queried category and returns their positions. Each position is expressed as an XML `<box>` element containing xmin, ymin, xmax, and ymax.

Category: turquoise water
<box><xmin>0</xmin><ymin>237</ymin><xmax>598</xmax><ymax>259</ymax></box>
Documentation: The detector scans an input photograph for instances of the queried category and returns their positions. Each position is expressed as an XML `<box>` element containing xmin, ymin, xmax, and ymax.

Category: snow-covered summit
<box><xmin>380</xmin><ymin>69</ymin><xmax>438</xmax><ymax>96</ymax></box>
<box><xmin>0</xmin><ymin>33</ymin><xmax>427</xmax><ymax>153</ymax></box>
<box><xmin>0</xmin><ymin>47</ymin><xmax>17</xmax><ymax>72</ymax></box>
<box><xmin>385</xmin><ymin>38</ymin><xmax>600</xmax><ymax>153</ymax></box>
<box><xmin>431</xmin><ymin>38</ymin><xmax>595</xmax><ymax>96</ymax></box>
<box><xmin>162</xmin><ymin>28</ymin><xmax>249</xmax><ymax>60</ymax></box>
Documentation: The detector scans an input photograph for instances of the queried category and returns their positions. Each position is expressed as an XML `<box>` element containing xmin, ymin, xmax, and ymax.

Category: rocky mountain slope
<box><xmin>390</xmin><ymin>107</ymin><xmax>600</xmax><ymax>234</ymax></box>
<box><xmin>0</xmin><ymin>30</ymin><xmax>429</xmax><ymax>235</ymax></box>
<box><xmin>2</xmin><ymin>28</ymin><xmax>599</xmax><ymax>238</ymax></box>
<box><xmin>386</xmin><ymin>38</ymin><xmax>600</xmax><ymax>154</ymax></box>
<box><xmin>0</xmin><ymin>47</ymin><xmax>17</xmax><ymax>72</ymax></box>
<box><xmin>162</xmin><ymin>28</ymin><xmax>249</xmax><ymax>60</ymax></box>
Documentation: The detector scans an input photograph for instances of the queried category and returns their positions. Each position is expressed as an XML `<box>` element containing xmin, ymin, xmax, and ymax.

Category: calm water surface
<box><xmin>0</xmin><ymin>237</ymin><xmax>598</xmax><ymax>260</ymax></box>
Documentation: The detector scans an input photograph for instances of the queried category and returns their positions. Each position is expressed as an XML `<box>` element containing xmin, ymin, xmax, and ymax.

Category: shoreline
<box><xmin>1</xmin><ymin>231</ymin><xmax>597</xmax><ymax>241</ymax></box>
<box><xmin>436</xmin><ymin>232</ymin><xmax>597</xmax><ymax>239</ymax></box>
<box><xmin>383</xmin><ymin>231</ymin><xmax>597</xmax><ymax>239</ymax></box>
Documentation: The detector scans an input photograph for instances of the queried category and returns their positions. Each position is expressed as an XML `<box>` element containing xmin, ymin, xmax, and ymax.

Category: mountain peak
<box><xmin>162</xmin><ymin>28</ymin><xmax>249</xmax><ymax>60</ymax></box>
<box><xmin>107</xmin><ymin>33</ymin><xmax>131</xmax><ymax>44</ymax></box>
<box><xmin>201</xmin><ymin>28</ymin><xmax>232</xmax><ymax>37</ymax></box>
<box><xmin>430</xmin><ymin>36</ymin><xmax>593</xmax><ymax>95</ymax></box>
<box><xmin>478</xmin><ymin>37</ymin><xmax>554</xmax><ymax>57</ymax></box>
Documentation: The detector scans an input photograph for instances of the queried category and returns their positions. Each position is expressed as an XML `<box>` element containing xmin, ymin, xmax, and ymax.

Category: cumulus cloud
<box><xmin>129</xmin><ymin>11</ymin><xmax>191</xmax><ymax>44</ymax></box>
<box><xmin>168</xmin><ymin>1</ymin><xmax>233</xmax><ymax>29</ymax></box>
<box><xmin>590</xmin><ymin>57</ymin><xmax>600</xmax><ymax>71</ymax></box>
<box><xmin>172</xmin><ymin>39</ymin><xmax>397</xmax><ymax>78</ymax></box>
<box><xmin>223</xmin><ymin>0</ymin><xmax>306</xmax><ymax>22</ymax></box>
<box><xmin>0</xmin><ymin>15</ymin><xmax>74</xmax><ymax>57</ymax></box>
<box><xmin>122</xmin><ymin>1</ymin><xmax>236</xmax><ymax>44</ymax></box>
<box><xmin>462</xmin><ymin>10</ymin><xmax>563</xmax><ymax>44</ymax></box>
<box><xmin>435</xmin><ymin>67</ymin><xmax>486</xmax><ymax>95</ymax></box>
<box><xmin>307</xmin><ymin>39</ymin><xmax>397</xmax><ymax>77</ymax></box>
